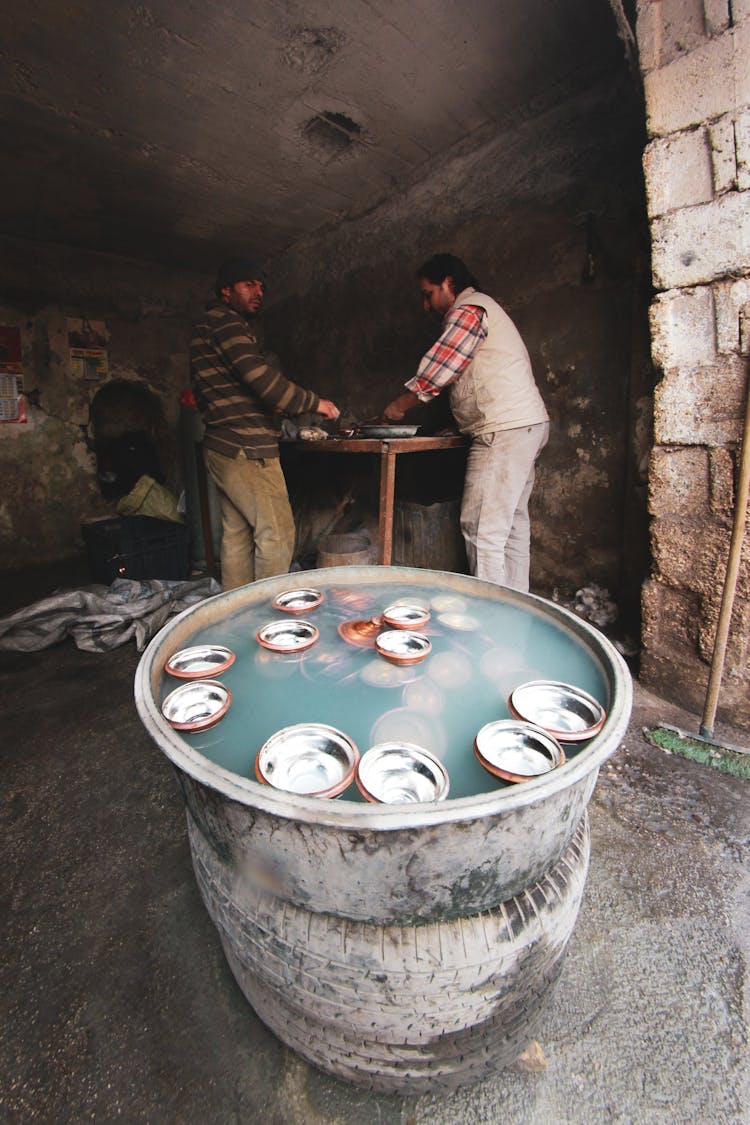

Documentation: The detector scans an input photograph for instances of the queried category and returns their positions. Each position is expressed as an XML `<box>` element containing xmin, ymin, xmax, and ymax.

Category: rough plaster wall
<box><xmin>0</xmin><ymin>244</ymin><xmax>206</xmax><ymax>569</ymax></box>
<box><xmin>638</xmin><ymin>0</ymin><xmax>750</xmax><ymax>724</ymax></box>
<box><xmin>265</xmin><ymin>78</ymin><xmax>651</xmax><ymax>606</ymax></box>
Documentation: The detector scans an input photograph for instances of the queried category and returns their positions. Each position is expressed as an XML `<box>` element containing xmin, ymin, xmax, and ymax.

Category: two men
<box><xmin>385</xmin><ymin>254</ymin><xmax>549</xmax><ymax>592</ymax></box>
<box><xmin>190</xmin><ymin>258</ymin><xmax>339</xmax><ymax>590</ymax></box>
<box><xmin>191</xmin><ymin>251</ymin><xmax>546</xmax><ymax>594</ymax></box>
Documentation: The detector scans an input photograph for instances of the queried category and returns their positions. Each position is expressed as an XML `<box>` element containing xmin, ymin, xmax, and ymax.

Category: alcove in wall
<box><xmin>89</xmin><ymin>380</ymin><xmax>171</xmax><ymax>501</ymax></box>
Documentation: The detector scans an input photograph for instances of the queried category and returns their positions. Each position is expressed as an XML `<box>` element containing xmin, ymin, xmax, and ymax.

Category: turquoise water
<box><xmin>158</xmin><ymin>581</ymin><xmax>609</xmax><ymax>801</ymax></box>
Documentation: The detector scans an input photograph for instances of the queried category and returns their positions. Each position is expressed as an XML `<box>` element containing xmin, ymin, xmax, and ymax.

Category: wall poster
<box><xmin>68</xmin><ymin>318</ymin><xmax>109</xmax><ymax>381</ymax></box>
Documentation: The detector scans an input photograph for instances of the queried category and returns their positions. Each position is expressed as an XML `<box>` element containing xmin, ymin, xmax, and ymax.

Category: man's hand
<box><xmin>383</xmin><ymin>390</ymin><xmax>419</xmax><ymax>422</ymax></box>
<box><xmin>317</xmin><ymin>398</ymin><xmax>340</xmax><ymax>421</ymax></box>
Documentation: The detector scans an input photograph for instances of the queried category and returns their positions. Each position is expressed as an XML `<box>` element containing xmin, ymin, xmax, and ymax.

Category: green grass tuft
<box><xmin>644</xmin><ymin>726</ymin><xmax>750</xmax><ymax>780</ymax></box>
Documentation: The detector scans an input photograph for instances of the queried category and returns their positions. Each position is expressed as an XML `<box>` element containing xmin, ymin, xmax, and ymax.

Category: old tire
<box><xmin>190</xmin><ymin>815</ymin><xmax>590</xmax><ymax>1093</ymax></box>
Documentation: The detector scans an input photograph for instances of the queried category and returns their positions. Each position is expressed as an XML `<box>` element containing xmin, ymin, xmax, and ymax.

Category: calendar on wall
<box><xmin>0</xmin><ymin>373</ymin><xmax>25</xmax><ymax>421</ymax></box>
<box><xmin>0</xmin><ymin>326</ymin><xmax>26</xmax><ymax>423</ymax></box>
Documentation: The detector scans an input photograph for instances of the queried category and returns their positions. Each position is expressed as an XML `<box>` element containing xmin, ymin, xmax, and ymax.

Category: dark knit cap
<box><xmin>215</xmin><ymin>257</ymin><xmax>267</xmax><ymax>297</ymax></box>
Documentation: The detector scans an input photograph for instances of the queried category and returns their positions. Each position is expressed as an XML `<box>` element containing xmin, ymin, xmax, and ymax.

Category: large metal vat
<box><xmin>135</xmin><ymin>567</ymin><xmax>632</xmax><ymax>1092</ymax></box>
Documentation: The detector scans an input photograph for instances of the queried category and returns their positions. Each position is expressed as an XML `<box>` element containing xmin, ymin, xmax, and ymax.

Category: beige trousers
<box><xmin>204</xmin><ymin>448</ymin><xmax>295</xmax><ymax>590</ymax></box>
<box><xmin>460</xmin><ymin>422</ymin><xmax>549</xmax><ymax>592</ymax></box>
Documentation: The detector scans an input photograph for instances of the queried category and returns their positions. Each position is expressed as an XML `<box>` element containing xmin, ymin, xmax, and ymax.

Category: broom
<box><xmin>645</xmin><ymin>360</ymin><xmax>750</xmax><ymax>779</ymax></box>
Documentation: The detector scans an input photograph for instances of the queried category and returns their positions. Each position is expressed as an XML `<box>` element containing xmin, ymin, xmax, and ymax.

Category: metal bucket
<box><xmin>135</xmin><ymin>566</ymin><xmax>632</xmax><ymax>1092</ymax></box>
<box><xmin>316</xmin><ymin>531</ymin><xmax>371</xmax><ymax>567</ymax></box>
<box><xmin>393</xmin><ymin>498</ymin><xmax>467</xmax><ymax>572</ymax></box>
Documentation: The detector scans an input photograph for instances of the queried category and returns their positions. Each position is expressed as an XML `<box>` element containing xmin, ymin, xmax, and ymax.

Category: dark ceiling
<box><xmin>0</xmin><ymin>1</ymin><xmax>629</xmax><ymax>272</ymax></box>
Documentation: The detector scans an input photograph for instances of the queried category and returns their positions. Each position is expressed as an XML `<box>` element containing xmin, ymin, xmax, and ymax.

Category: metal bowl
<box><xmin>508</xmin><ymin>680</ymin><xmax>606</xmax><ymax>742</ymax></box>
<box><xmin>436</xmin><ymin>612</ymin><xmax>480</xmax><ymax>632</ymax></box>
<box><xmin>301</xmin><ymin>649</ymin><xmax>360</xmax><ymax>685</ymax></box>
<box><xmin>430</xmin><ymin>594</ymin><xmax>467</xmax><ymax>614</ymax></box>
<box><xmin>256</xmin><ymin>619</ymin><xmax>320</xmax><ymax>653</ymax></box>
<box><xmin>164</xmin><ymin>644</ymin><xmax>236</xmax><ymax>680</ymax></box>
<box><xmin>381</xmin><ymin>602</ymin><xmax>431</xmax><ymax>630</ymax></box>
<box><xmin>368</xmin><ymin>707</ymin><xmax>445</xmax><ymax>758</ymax></box>
<box><xmin>337</xmin><ymin>617</ymin><xmax>382</xmax><ymax>649</ymax></box>
<box><xmin>272</xmin><ymin>588</ymin><xmax>324</xmax><ymax>614</ymax></box>
<box><xmin>357</xmin><ymin>742</ymin><xmax>449</xmax><ymax>804</ymax></box>
<box><xmin>329</xmin><ymin>588</ymin><xmax>376</xmax><ymax>614</ymax></box>
<box><xmin>358</xmin><ymin>424</ymin><xmax>419</xmax><ymax>438</ymax></box>
<box><xmin>360</xmin><ymin>660</ymin><xmax>419</xmax><ymax>689</ymax></box>
<box><xmin>375</xmin><ymin>629</ymin><xmax>431</xmax><ymax>666</ymax></box>
<box><xmin>254</xmin><ymin>723</ymin><xmax>359</xmax><ymax>798</ymax></box>
<box><xmin>474</xmin><ymin>719</ymin><xmax>565</xmax><ymax>783</ymax></box>
<box><xmin>161</xmin><ymin>679</ymin><xmax>232</xmax><ymax>732</ymax></box>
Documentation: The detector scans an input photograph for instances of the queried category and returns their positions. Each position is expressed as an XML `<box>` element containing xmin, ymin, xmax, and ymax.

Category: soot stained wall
<box><xmin>265</xmin><ymin>78</ymin><xmax>652</xmax><ymax>614</ymax></box>
<box><xmin>0</xmin><ymin>68</ymin><xmax>650</xmax><ymax>633</ymax></box>
<box><xmin>0</xmin><ymin>242</ymin><xmax>204</xmax><ymax>570</ymax></box>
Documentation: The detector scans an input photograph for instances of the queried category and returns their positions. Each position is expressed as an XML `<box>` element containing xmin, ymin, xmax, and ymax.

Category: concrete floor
<box><xmin>1</xmin><ymin>600</ymin><xmax>748</xmax><ymax>1123</ymax></box>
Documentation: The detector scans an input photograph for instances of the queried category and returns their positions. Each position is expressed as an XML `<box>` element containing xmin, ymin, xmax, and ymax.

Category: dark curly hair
<box><xmin>416</xmin><ymin>253</ymin><xmax>479</xmax><ymax>294</ymax></box>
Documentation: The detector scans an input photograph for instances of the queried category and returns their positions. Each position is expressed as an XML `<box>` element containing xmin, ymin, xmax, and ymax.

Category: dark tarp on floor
<box><xmin>0</xmin><ymin>577</ymin><xmax>220</xmax><ymax>653</ymax></box>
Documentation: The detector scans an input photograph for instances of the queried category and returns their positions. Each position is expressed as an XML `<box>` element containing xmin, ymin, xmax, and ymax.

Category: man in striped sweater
<box><xmin>191</xmin><ymin>257</ymin><xmax>340</xmax><ymax>590</ymax></box>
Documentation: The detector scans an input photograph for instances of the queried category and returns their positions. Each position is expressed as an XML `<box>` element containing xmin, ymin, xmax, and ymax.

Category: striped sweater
<box><xmin>190</xmin><ymin>301</ymin><xmax>320</xmax><ymax>459</ymax></box>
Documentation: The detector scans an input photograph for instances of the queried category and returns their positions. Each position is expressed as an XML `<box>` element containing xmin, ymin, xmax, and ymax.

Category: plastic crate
<box><xmin>82</xmin><ymin>515</ymin><xmax>190</xmax><ymax>584</ymax></box>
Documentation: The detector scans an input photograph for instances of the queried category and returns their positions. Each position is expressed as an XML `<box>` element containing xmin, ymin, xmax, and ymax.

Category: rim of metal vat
<box><xmin>134</xmin><ymin>566</ymin><xmax>633</xmax><ymax>830</ymax></box>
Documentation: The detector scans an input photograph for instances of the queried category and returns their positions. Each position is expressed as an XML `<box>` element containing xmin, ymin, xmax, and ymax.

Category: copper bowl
<box><xmin>337</xmin><ymin>617</ymin><xmax>382</xmax><ymax>649</ymax></box>
<box><xmin>375</xmin><ymin>629</ymin><xmax>431</xmax><ymax>666</ymax></box>
<box><xmin>254</xmin><ymin>723</ymin><xmax>359</xmax><ymax>798</ymax></box>
<box><xmin>161</xmin><ymin>679</ymin><xmax>232</xmax><ymax>732</ymax></box>
<box><xmin>272</xmin><ymin>588</ymin><xmax>324</xmax><ymax>614</ymax></box>
<box><xmin>256</xmin><ymin>619</ymin><xmax>320</xmax><ymax>653</ymax></box>
<box><xmin>164</xmin><ymin>644</ymin><xmax>236</xmax><ymax>680</ymax></box>
<box><xmin>329</xmin><ymin>588</ymin><xmax>375</xmax><ymax>614</ymax></box>
<box><xmin>356</xmin><ymin>742</ymin><xmax>449</xmax><ymax>804</ymax></box>
<box><xmin>474</xmin><ymin>719</ymin><xmax>565</xmax><ymax>784</ymax></box>
<box><xmin>381</xmin><ymin>602</ymin><xmax>431</xmax><ymax>630</ymax></box>
<box><xmin>508</xmin><ymin>680</ymin><xmax>606</xmax><ymax>742</ymax></box>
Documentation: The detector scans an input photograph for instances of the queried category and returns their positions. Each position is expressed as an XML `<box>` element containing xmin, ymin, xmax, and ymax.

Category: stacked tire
<box><xmin>189</xmin><ymin>813</ymin><xmax>590</xmax><ymax>1093</ymax></box>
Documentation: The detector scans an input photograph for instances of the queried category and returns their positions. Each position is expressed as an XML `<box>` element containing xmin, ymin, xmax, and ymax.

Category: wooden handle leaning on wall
<box><xmin>700</xmin><ymin>360</ymin><xmax>750</xmax><ymax>738</ymax></box>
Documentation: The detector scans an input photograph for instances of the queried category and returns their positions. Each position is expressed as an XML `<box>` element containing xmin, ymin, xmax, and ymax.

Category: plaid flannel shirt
<box><xmin>405</xmin><ymin>304</ymin><xmax>488</xmax><ymax>401</ymax></box>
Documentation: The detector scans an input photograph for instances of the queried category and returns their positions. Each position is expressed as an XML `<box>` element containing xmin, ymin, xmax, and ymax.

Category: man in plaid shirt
<box><xmin>384</xmin><ymin>253</ymin><xmax>549</xmax><ymax>591</ymax></box>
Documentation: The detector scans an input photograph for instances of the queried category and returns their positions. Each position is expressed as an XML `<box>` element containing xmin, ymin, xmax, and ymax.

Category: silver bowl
<box><xmin>272</xmin><ymin>588</ymin><xmax>324</xmax><ymax>614</ymax></box>
<box><xmin>357</xmin><ymin>742</ymin><xmax>449</xmax><ymax>804</ymax></box>
<box><xmin>375</xmin><ymin>629</ymin><xmax>431</xmax><ymax>666</ymax></box>
<box><xmin>508</xmin><ymin>679</ymin><xmax>606</xmax><ymax>742</ymax></box>
<box><xmin>381</xmin><ymin>602</ymin><xmax>431</xmax><ymax>630</ymax></box>
<box><xmin>161</xmin><ymin>679</ymin><xmax>232</xmax><ymax>732</ymax></box>
<box><xmin>256</xmin><ymin>619</ymin><xmax>320</xmax><ymax>653</ymax></box>
<box><xmin>164</xmin><ymin>644</ymin><xmax>236</xmax><ymax>680</ymax></box>
<box><xmin>474</xmin><ymin>719</ymin><xmax>565</xmax><ymax>783</ymax></box>
<box><xmin>255</xmin><ymin>723</ymin><xmax>359</xmax><ymax>798</ymax></box>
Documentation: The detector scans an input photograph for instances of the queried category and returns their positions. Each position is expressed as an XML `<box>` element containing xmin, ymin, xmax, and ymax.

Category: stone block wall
<box><xmin>638</xmin><ymin>1</ymin><xmax>750</xmax><ymax>724</ymax></box>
